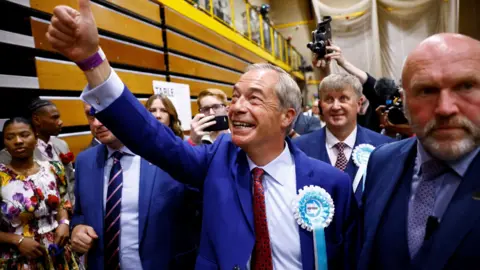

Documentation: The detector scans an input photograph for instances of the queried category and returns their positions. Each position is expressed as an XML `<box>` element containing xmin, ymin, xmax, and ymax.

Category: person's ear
<box><xmin>32</xmin><ymin>114</ymin><xmax>40</xmax><ymax>126</ymax></box>
<box><xmin>357</xmin><ymin>95</ymin><xmax>366</xmax><ymax>114</ymax></box>
<box><xmin>282</xmin><ymin>108</ymin><xmax>296</xmax><ymax>129</ymax></box>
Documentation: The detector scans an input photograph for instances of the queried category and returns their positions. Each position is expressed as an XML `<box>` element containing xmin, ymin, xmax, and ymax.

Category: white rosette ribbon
<box><xmin>352</xmin><ymin>144</ymin><xmax>375</xmax><ymax>192</ymax></box>
<box><xmin>293</xmin><ymin>185</ymin><xmax>335</xmax><ymax>270</ymax></box>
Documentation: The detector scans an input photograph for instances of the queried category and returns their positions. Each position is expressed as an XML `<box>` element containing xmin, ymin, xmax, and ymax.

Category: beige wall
<box><xmin>269</xmin><ymin>0</ymin><xmax>318</xmax><ymax>103</ymax></box>
<box><xmin>249</xmin><ymin>0</ymin><xmax>271</xmax><ymax>6</ymax></box>
<box><xmin>459</xmin><ymin>0</ymin><xmax>480</xmax><ymax>40</ymax></box>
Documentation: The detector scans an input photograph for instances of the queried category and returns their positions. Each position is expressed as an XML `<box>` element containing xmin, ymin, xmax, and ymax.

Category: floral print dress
<box><xmin>0</xmin><ymin>161</ymin><xmax>81</xmax><ymax>270</ymax></box>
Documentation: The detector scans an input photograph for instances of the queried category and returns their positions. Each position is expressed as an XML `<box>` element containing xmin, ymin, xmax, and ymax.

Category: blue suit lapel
<box><xmin>318</xmin><ymin>128</ymin><xmax>331</xmax><ymax>164</ymax></box>
<box><xmin>232</xmin><ymin>149</ymin><xmax>254</xmax><ymax>233</ymax></box>
<box><xmin>289</xmin><ymin>140</ymin><xmax>316</xmax><ymax>269</ymax></box>
<box><xmin>138</xmin><ymin>158</ymin><xmax>156</xmax><ymax>245</ymax></box>
<box><xmin>94</xmin><ymin>145</ymin><xmax>107</xmax><ymax>251</ymax></box>
<box><xmin>363</xmin><ymin>138</ymin><xmax>416</xmax><ymax>259</ymax></box>
<box><xmin>420</xmin><ymin>151</ymin><xmax>480</xmax><ymax>268</ymax></box>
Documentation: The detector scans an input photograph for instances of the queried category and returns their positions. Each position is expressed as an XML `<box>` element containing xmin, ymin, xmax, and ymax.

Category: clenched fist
<box><xmin>46</xmin><ymin>0</ymin><xmax>99</xmax><ymax>62</ymax></box>
<box><xmin>71</xmin><ymin>225</ymin><xmax>98</xmax><ymax>254</ymax></box>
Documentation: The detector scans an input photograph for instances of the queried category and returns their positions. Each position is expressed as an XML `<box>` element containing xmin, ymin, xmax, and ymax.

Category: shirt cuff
<box><xmin>80</xmin><ymin>68</ymin><xmax>124</xmax><ymax>112</ymax></box>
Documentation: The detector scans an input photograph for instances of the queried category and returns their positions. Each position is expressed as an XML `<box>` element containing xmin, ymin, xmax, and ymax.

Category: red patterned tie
<box><xmin>251</xmin><ymin>167</ymin><xmax>273</xmax><ymax>270</ymax></box>
<box><xmin>334</xmin><ymin>142</ymin><xmax>348</xmax><ymax>171</ymax></box>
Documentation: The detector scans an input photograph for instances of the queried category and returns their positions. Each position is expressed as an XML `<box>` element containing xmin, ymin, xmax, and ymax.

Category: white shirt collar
<box><xmin>106</xmin><ymin>145</ymin><xmax>135</xmax><ymax>159</ymax></box>
<box><xmin>246</xmin><ymin>143</ymin><xmax>293</xmax><ymax>186</ymax></box>
<box><xmin>37</xmin><ymin>137</ymin><xmax>53</xmax><ymax>148</ymax></box>
<box><xmin>325</xmin><ymin>126</ymin><xmax>357</xmax><ymax>150</ymax></box>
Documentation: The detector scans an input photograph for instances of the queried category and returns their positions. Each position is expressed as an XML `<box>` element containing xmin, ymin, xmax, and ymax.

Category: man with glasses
<box><xmin>189</xmin><ymin>88</ymin><xmax>229</xmax><ymax>145</ymax></box>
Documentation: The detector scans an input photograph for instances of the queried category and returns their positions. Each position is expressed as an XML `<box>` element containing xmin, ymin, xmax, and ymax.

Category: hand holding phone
<box><xmin>204</xmin><ymin>115</ymin><xmax>229</xmax><ymax>132</ymax></box>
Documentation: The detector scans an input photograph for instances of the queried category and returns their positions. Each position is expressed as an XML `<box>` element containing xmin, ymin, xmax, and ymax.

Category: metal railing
<box><xmin>184</xmin><ymin>0</ymin><xmax>304</xmax><ymax>72</ymax></box>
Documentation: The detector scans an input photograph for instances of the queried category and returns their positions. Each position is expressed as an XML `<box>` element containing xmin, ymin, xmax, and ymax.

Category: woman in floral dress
<box><xmin>0</xmin><ymin>117</ymin><xmax>82</xmax><ymax>269</ymax></box>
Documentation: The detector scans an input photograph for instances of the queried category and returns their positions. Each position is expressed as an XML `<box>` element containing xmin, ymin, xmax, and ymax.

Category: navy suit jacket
<box><xmin>293</xmin><ymin>126</ymin><xmax>393</xmax><ymax>201</ymax></box>
<box><xmin>92</xmin><ymin>87</ymin><xmax>359</xmax><ymax>270</ymax></box>
<box><xmin>71</xmin><ymin>144</ymin><xmax>200</xmax><ymax>270</ymax></box>
<box><xmin>293</xmin><ymin>113</ymin><xmax>322</xmax><ymax>135</ymax></box>
<box><xmin>359</xmin><ymin>138</ymin><xmax>480</xmax><ymax>270</ymax></box>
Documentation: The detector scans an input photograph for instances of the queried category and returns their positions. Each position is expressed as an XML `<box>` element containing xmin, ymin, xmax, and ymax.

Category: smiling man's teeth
<box><xmin>233</xmin><ymin>121</ymin><xmax>253</xmax><ymax>128</ymax></box>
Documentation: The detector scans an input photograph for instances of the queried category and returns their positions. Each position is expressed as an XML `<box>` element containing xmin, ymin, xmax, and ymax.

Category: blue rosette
<box><xmin>352</xmin><ymin>144</ymin><xmax>375</xmax><ymax>192</ymax></box>
<box><xmin>293</xmin><ymin>185</ymin><xmax>334</xmax><ymax>270</ymax></box>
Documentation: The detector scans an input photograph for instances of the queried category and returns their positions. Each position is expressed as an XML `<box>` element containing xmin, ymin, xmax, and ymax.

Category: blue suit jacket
<box><xmin>293</xmin><ymin>113</ymin><xmax>322</xmax><ymax>135</ymax></box>
<box><xmin>359</xmin><ymin>138</ymin><xmax>480</xmax><ymax>270</ymax></box>
<box><xmin>293</xmin><ymin>126</ymin><xmax>393</xmax><ymax>201</ymax></box>
<box><xmin>92</xmin><ymin>87</ymin><xmax>359</xmax><ymax>270</ymax></box>
<box><xmin>71</xmin><ymin>144</ymin><xmax>200</xmax><ymax>270</ymax></box>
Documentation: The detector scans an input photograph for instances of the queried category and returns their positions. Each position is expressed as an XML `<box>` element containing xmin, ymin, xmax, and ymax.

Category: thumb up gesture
<box><xmin>47</xmin><ymin>0</ymin><xmax>99</xmax><ymax>62</ymax></box>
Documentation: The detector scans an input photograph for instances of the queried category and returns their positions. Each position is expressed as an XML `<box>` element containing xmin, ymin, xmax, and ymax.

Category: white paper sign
<box><xmin>152</xmin><ymin>81</ymin><xmax>192</xmax><ymax>131</ymax></box>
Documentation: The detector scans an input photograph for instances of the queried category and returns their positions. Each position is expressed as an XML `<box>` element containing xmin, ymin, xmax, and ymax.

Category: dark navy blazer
<box><xmin>72</xmin><ymin>144</ymin><xmax>200</xmax><ymax>270</ymax></box>
<box><xmin>359</xmin><ymin>138</ymin><xmax>480</xmax><ymax>270</ymax></box>
<box><xmin>294</xmin><ymin>126</ymin><xmax>393</xmax><ymax>202</ymax></box>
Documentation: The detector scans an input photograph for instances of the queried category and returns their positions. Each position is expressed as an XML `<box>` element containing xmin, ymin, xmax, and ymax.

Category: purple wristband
<box><xmin>76</xmin><ymin>48</ymin><xmax>106</xmax><ymax>71</ymax></box>
<box><xmin>59</xmin><ymin>219</ymin><xmax>70</xmax><ymax>226</ymax></box>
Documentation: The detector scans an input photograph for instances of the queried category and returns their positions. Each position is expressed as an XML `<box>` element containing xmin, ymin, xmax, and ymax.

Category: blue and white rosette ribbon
<box><xmin>352</xmin><ymin>144</ymin><xmax>375</xmax><ymax>192</ymax></box>
<box><xmin>293</xmin><ymin>185</ymin><xmax>334</xmax><ymax>270</ymax></box>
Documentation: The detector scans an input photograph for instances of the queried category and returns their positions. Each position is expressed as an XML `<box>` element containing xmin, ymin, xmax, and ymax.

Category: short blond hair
<box><xmin>197</xmin><ymin>89</ymin><xmax>228</xmax><ymax>108</ymax></box>
<box><xmin>319</xmin><ymin>73</ymin><xmax>362</xmax><ymax>99</ymax></box>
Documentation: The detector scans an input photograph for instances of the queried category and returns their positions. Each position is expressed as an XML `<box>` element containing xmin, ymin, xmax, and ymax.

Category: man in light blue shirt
<box><xmin>70</xmin><ymin>103</ymin><xmax>200</xmax><ymax>269</ymax></box>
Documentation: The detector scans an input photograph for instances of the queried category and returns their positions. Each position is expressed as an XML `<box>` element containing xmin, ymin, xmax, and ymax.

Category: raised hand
<box><xmin>46</xmin><ymin>0</ymin><xmax>99</xmax><ymax>62</ymax></box>
<box><xmin>190</xmin><ymin>114</ymin><xmax>216</xmax><ymax>145</ymax></box>
<box><xmin>325</xmin><ymin>43</ymin><xmax>346</xmax><ymax>67</ymax></box>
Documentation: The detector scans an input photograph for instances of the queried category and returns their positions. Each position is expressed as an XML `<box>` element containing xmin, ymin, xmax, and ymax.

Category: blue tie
<box><xmin>104</xmin><ymin>151</ymin><xmax>124</xmax><ymax>269</ymax></box>
<box><xmin>407</xmin><ymin>158</ymin><xmax>448</xmax><ymax>257</ymax></box>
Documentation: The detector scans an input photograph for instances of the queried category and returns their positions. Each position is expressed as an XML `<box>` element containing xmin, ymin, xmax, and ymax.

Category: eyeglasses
<box><xmin>199</xmin><ymin>104</ymin><xmax>226</xmax><ymax>114</ymax></box>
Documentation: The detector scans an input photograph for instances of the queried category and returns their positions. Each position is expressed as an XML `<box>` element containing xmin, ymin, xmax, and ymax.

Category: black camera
<box><xmin>307</xmin><ymin>16</ymin><xmax>332</xmax><ymax>58</ymax></box>
<box><xmin>374</xmin><ymin>78</ymin><xmax>408</xmax><ymax>125</ymax></box>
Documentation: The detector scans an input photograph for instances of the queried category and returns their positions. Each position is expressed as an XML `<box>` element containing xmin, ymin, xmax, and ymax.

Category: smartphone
<box><xmin>204</xmin><ymin>115</ymin><xmax>229</xmax><ymax>132</ymax></box>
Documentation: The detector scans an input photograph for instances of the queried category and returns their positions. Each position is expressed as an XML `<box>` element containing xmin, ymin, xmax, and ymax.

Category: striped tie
<box><xmin>104</xmin><ymin>151</ymin><xmax>124</xmax><ymax>270</ymax></box>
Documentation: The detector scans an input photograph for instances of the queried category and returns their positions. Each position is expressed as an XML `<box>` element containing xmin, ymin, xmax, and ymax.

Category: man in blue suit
<box><xmin>70</xmin><ymin>103</ymin><xmax>200</xmax><ymax>269</ymax></box>
<box><xmin>295</xmin><ymin>74</ymin><xmax>392</xmax><ymax>202</ymax></box>
<box><xmin>359</xmin><ymin>33</ymin><xmax>480</xmax><ymax>269</ymax></box>
<box><xmin>48</xmin><ymin>2</ymin><xmax>358</xmax><ymax>269</ymax></box>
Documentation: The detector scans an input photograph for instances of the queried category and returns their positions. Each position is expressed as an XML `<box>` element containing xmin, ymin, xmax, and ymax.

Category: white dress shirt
<box><xmin>325</xmin><ymin>127</ymin><xmax>357</xmax><ymax>166</ymax></box>
<box><xmin>80</xmin><ymin>70</ymin><xmax>301</xmax><ymax>269</ymax></box>
<box><xmin>246</xmin><ymin>144</ymin><xmax>302</xmax><ymax>270</ymax></box>
<box><xmin>37</xmin><ymin>138</ymin><xmax>60</xmax><ymax>162</ymax></box>
<box><xmin>104</xmin><ymin>146</ymin><xmax>143</xmax><ymax>270</ymax></box>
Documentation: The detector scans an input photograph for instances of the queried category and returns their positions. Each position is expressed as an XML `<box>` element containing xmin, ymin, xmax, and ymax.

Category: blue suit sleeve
<box><xmin>81</xmin><ymin>71</ymin><xmax>210</xmax><ymax>187</ymax></box>
<box><xmin>71</xmin><ymin>157</ymin><xmax>84</xmax><ymax>229</ymax></box>
<box><xmin>338</xmin><ymin>173</ymin><xmax>361</xmax><ymax>270</ymax></box>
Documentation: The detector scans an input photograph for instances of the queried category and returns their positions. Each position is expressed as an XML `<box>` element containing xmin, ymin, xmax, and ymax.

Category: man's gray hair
<box><xmin>319</xmin><ymin>73</ymin><xmax>362</xmax><ymax>99</ymax></box>
<box><xmin>246</xmin><ymin>63</ymin><xmax>302</xmax><ymax>133</ymax></box>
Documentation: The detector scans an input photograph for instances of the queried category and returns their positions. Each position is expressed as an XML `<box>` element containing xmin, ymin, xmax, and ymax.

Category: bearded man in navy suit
<box><xmin>359</xmin><ymin>33</ymin><xmax>480</xmax><ymax>269</ymax></box>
